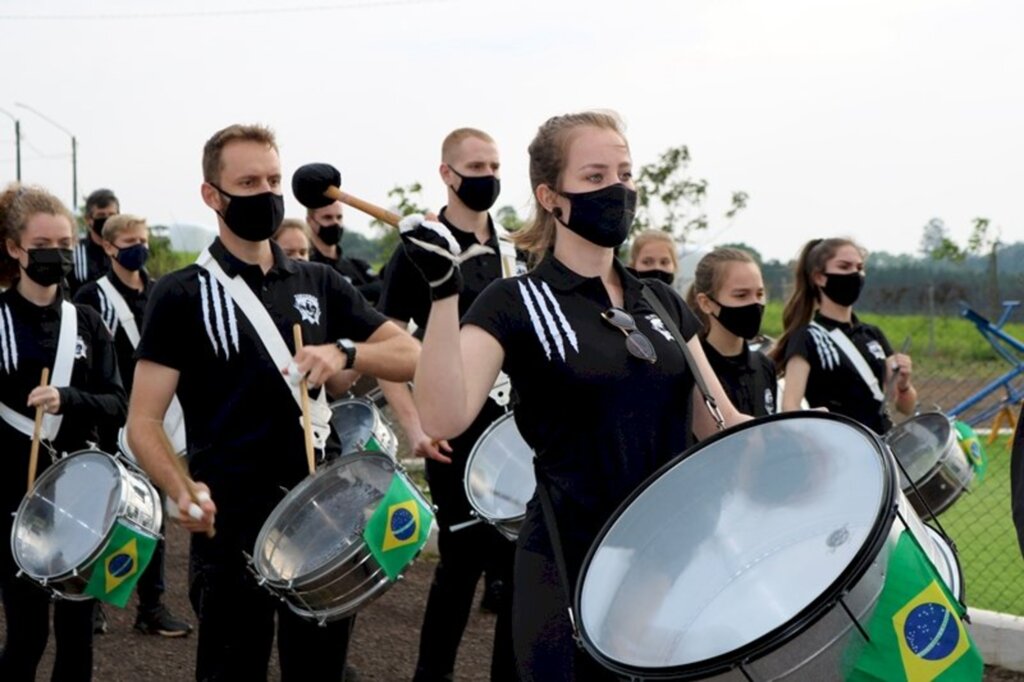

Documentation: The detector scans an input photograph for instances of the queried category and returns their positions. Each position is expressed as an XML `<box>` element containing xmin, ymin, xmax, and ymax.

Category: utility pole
<box><xmin>0</xmin><ymin>107</ymin><xmax>21</xmax><ymax>181</ymax></box>
<box><xmin>15</xmin><ymin>102</ymin><xmax>77</xmax><ymax>209</ymax></box>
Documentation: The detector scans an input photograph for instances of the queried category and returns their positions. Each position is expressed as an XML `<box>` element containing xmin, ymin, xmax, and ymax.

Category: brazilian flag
<box><xmin>83</xmin><ymin>520</ymin><xmax>158</xmax><ymax>608</ymax></box>
<box><xmin>954</xmin><ymin>421</ymin><xmax>988</xmax><ymax>480</ymax></box>
<box><xmin>846</xmin><ymin>531</ymin><xmax>983</xmax><ymax>681</ymax></box>
<box><xmin>362</xmin><ymin>475</ymin><xmax>434</xmax><ymax>580</ymax></box>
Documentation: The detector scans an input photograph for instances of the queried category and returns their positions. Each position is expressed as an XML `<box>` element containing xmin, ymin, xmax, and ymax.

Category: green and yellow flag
<box><xmin>362</xmin><ymin>475</ymin><xmax>433</xmax><ymax>581</ymax></box>
<box><xmin>83</xmin><ymin>520</ymin><xmax>158</xmax><ymax>608</ymax></box>
<box><xmin>954</xmin><ymin>421</ymin><xmax>988</xmax><ymax>480</ymax></box>
<box><xmin>846</xmin><ymin>531</ymin><xmax>983</xmax><ymax>681</ymax></box>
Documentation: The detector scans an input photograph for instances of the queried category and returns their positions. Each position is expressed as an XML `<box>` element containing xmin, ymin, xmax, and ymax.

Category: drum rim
<box><xmin>329</xmin><ymin>397</ymin><xmax>397</xmax><ymax>456</ymax></box>
<box><xmin>573</xmin><ymin>411</ymin><xmax>898</xmax><ymax>679</ymax></box>
<box><xmin>463</xmin><ymin>412</ymin><xmax>532</xmax><ymax>524</ymax></box>
<box><xmin>253</xmin><ymin>450</ymin><xmax>397</xmax><ymax>584</ymax></box>
<box><xmin>11</xmin><ymin>449</ymin><xmax>129</xmax><ymax>580</ymax></box>
<box><xmin>924</xmin><ymin>525</ymin><xmax>965</xmax><ymax>603</ymax></box>
<box><xmin>886</xmin><ymin>411</ymin><xmax>963</xmax><ymax>475</ymax></box>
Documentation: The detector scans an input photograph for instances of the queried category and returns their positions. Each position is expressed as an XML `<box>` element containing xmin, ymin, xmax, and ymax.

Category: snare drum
<box><xmin>330</xmin><ymin>397</ymin><xmax>398</xmax><ymax>458</ymax></box>
<box><xmin>885</xmin><ymin>412</ymin><xmax>974</xmax><ymax>517</ymax></box>
<box><xmin>11</xmin><ymin>449</ymin><xmax>163</xmax><ymax>599</ymax></box>
<box><xmin>251</xmin><ymin>451</ymin><xmax>432</xmax><ymax>624</ymax></box>
<box><xmin>464</xmin><ymin>412</ymin><xmax>536</xmax><ymax>541</ymax></box>
<box><xmin>575</xmin><ymin>413</ymin><xmax>970</xmax><ymax>680</ymax></box>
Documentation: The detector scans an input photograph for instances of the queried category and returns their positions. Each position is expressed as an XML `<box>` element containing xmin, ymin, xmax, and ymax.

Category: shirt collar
<box><xmin>535</xmin><ymin>255</ymin><xmax>644</xmax><ymax>303</ymax></box>
<box><xmin>107</xmin><ymin>269</ymin><xmax>151</xmax><ymax>299</ymax></box>
<box><xmin>701</xmin><ymin>337</ymin><xmax>755</xmax><ymax>373</ymax></box>
<box><xmin>3</xmin><ymin>283</ymin><xmax>64</xmax><ymax>317</ymax></box>
<box><xmin>814</xmin><ymin>310</ymin><xmax>861</xmax><ymax>331</ymax></box>
<box><xmin>209</xmin><ymin>237</ymin><xmax>296</xmax><ymax>279</ymax></box>
<box><xmin>438</xmin><ymin>207</ymin><xmax>499</xmax><ymax>252</ymax></box>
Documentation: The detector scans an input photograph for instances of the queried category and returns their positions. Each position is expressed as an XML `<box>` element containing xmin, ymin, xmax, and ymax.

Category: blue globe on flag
<box><xmin>108</xmin><ymin>553</ymin><xmax>135</xmax><ymax>579</ymax></box>
<box><xmin>903</xmin><ymin>602</ymin><xmax>960</xmax><ymax>661</ymax></box>
<box><xmin>390</xmin><ymin>507</ymin><xmax>416</xmax><ymax>541</ymax></box>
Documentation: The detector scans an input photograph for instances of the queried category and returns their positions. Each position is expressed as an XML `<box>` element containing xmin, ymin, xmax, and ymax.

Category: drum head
<box><xmin>255</xmin><ymin>452</ymin><xmax>395</xmax><ymax>583</ymax></box>
<box><xmin>885</xmin><ymin>413</ymin><xmax>953</xmax><ymax>483</ymax></box>
<box><xmin>330</xmin><ymin>399</ymin><xmax>375</xmax><ymax>454</ymax></box>
<box><xmin>925</xmin><ymin>526</ymin><xmax>964</xmax><ymax>602</ymax></box>
<box><xmin>577</xmin><ymin>413</ymin><xmax>894</xmax><ymax>676</ymax></box>
<box><xmin>465</xmin><ymin>413</ymin><xmax>535</xmax><ymax>522</ymax></box>
<box><xmin>13</xmin><ymin>451</ymin><xmax>123</xmax><ymax>579</ymax></box>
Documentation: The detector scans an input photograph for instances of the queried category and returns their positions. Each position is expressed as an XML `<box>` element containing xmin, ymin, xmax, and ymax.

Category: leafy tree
<box><xmin>496</xmin><ymin>205</ymin><xmax>525</xmax><ymax>232</ymax></box>
<box><xmin>928</xmin><ymin>217</ymin><xmax>1002</xmax><ymax>317</ymax></box>
<box><xmin>719</xmin><ymin>242</ymin><xmax>763</xmax><ymax>265</ymax></box>
<box><xmin>369</xmin><ymin>182</ymin><xmax>429</xmax><ymax>267</ymax></box>
<box><xmin>147</xmin><ymin>235</ymin><xmax>196</xmax><ymax>277</ymax></box>
<box><xmin>632</xmin><ymin>145</ymin><xmax>748</xmax><ymax>242</ymax></box>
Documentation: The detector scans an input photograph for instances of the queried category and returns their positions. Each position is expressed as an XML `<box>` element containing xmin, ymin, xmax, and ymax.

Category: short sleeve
<box><xmin>323</xmin><ymin>267</ymin><xmax>386</xmax><ymax>342</ymax></box>
<box><xmin>377</xmin><ymin>246</ymin><xmax>427</xmax><ymax>324</ymax></box>
<box><xmin>782</xmin><ymin>326</ymin><xmax>815</xmax><ymax>366</ymax></box>
<box><xmin>647</xmin><ymin>280</ymin><xmax>701</xmax><ymax>342</ymax></box>
<box><xmin>136</xmin><ymin>275</ymin><xmax>191</xmax><ymax>370</ymax></box>
<box><xmin>461</xmin><ymin>279</ymin><xmax>521</xmax><ymax>351</ymax></box>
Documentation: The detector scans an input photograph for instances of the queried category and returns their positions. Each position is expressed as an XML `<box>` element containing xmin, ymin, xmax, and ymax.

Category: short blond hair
<box><xmin>441</xmin><ymin>127</ymin><xmax>495</xmax><ymax>164</ymax></box>
<box><xmin>101</xmin><ymin>213</ymin><xmax>147</xmax><ymax>242</ymax></box>
<box><xmin>202</xmin><ymin>124</ymin><xmax>278</xmax><ymax>185</ymax></box>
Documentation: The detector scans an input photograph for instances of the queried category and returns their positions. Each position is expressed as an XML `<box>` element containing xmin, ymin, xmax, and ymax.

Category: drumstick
<box><xmin>157</xmin><ymin>427</ymin><xmax>215</xmax><ymax>539</ymax></box>
<box><xmin>26</xmin><ymin>367</ymin><xmax>50</xmax><ymax>493</ymax></box>
<box><xmin>293</xmin><ymin>324</ymin><xmax>317</xmax><ymax>476</ymax></box>
<box><xmin>325</xmin><ymin>187</ymin><xmax>402</xmax><ymax>228</ymax></box>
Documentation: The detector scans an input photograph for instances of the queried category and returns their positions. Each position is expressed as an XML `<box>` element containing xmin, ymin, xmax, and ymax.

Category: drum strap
<box><xmin>533</xmin><ymin>471</ymin><xmax>580</xmax><ymax>642</ymax></box>
<box><xmin>196</xmin><ymin>249</ymin><xmax>331</xmax><ymax>450</ymax></box>
<box><xmin>0</xmin><ymin>301</ymin><xmax>77</xmax><ymax>442</ymax></box>
<box><xmin>641</xmin><ymin>286</ymin><xmax>726</xmax><ymax>431</ymax></box>
<box><xmin>97</xmin><ymin>275</ymin><xmax>187</xmax><ymax>452</ymax></box>
<box><xmin>809</xmin><ymin>321</ymin><xmax>886</xmax><ymax>403</ymax></box>
<box><xmin>493</xmin><ymin>223</ymin><xmax>519</xmax><ymax>279</ymax></box>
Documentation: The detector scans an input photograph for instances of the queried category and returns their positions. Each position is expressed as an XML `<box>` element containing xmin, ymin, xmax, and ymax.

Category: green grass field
<box><xmin>934</xmin><ymin>435</ymin><xmax>1024</xmax><ymax>615</ymax></box>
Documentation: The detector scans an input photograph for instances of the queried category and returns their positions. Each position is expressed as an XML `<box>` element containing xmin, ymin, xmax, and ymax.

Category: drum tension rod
<box><xmin>838</xmin><ymin>597</ymin><xmax>871</xmax><ymax>643</ymax></box>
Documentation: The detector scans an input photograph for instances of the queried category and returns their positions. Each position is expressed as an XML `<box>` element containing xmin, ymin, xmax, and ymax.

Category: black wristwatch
<box><xmin>335</xmin><ymin>338</ymin><xmax>357</xmax><ymax>369</ymax></box>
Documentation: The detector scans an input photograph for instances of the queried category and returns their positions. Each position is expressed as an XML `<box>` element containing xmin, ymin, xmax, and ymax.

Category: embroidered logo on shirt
<box><xmin>764</xmin><ymin>387</ymin><xmax>775</xmax><ymax>415</ymax></box>
<box><xmin>517</xmin><ymin>279</ymin><xmax>579</xmax><ymax>361</ymax></box>
<box><xmin>0</xmin><ymin>304</ymin><xmax>19</xmax><ymax>373</ymax></box>
<box><xmin>867</xmin><ymin>340</ymin><xmax>886</xmax><ymax>361</ymax></box>
<box><xmin>97</xmin><ymin>289</ymin><xmax>120</xmax><ymax>336</ymax></box>
<box><xmin>645</xmin><ymin>314</ymin><xmax>674</xmax><ymax>342</ymax></box>
<box><xmin>198</xmin><ymin>270</ymin><xmax>241</xmax><ymax>360</ymax></box>
<box><xmin>74</xmin><ymin>335</ymin><xmax>87</xmax><ymax>360</ymax></box>
<box><xmin>293</xmin><ymin>294</ymin><xmax>322</xmax><ymax>326</ymax></box>
<box><xmin>808</xmin><ymin>326</ymin><xmax>840</xmax><ymax>371</ymax></box>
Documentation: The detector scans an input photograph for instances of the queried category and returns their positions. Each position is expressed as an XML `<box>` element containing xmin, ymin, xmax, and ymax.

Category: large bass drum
<box><xmin>574</xmin><ymin>413</ymin><xmax>966</xmax><ymax>680</ymax></box>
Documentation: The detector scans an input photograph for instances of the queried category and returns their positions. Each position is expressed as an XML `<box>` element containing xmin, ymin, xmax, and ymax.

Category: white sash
<box><xmin>98</xmin><ymin>275</ymin><xmax>187</xmax><ymax>453</ymax></box>
<box><xmin>810</xmin><ymin>321</ymin><xmax>886</xmax><ymax>403</ymax></box>
<box><xmin>493</xmin><ymin>223</ymin><xmax>520</xmax><ymax>279</ymax></box>
<box><xmin>0</xmin><ymin>301</ymin><xmax>77</xmax><ymax>441</ymax></box>
<box><xmin>196</xmin><ymin>249</ymin><xmax>330</xmax><ymax>448</ymax></box>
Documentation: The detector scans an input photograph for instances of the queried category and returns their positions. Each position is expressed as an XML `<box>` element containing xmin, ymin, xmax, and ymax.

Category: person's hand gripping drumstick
<box><xmin>25</xmin><ymin>368</ymin><xmax>50</xmax><ymax>493</ymax></box>
<box><xmin>158</xmin><ymin>428</ymin><xmax>217</xmax><ymax>537</ymax></box>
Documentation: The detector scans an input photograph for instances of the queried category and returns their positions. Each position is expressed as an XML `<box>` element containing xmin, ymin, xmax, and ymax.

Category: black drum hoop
<box><xmin>573</xmin><ymin>411</ymin><xmax>898</xmax><ymax>680</ymax></box>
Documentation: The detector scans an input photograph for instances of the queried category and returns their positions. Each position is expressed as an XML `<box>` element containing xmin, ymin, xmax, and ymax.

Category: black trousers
<box><xmin>414</xmin><ymin>400</ymin><xmax>516</xmax><ymax>682</ymax></box>
<box><xmin>136</xmin><ymin>524</ymin><xmax>166</xmax><ymax>613</ymax></box>
<box><xmin>0</xmin><ymin>531</ymin><xmax>94</xmax><ymax>681</ymax></box>
<box><xmin>189</xmin><ymin>531</ymin><xmax>355</xmax><ymax>682</ymax></box>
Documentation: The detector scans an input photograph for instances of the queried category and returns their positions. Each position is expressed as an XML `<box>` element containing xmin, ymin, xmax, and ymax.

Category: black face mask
<box><xmin>555</xmin><ymin>183</ymin><xmax>637</xmax><ymax>248</ymax></box>
<box><xmin>22</xmin><ymin>248</ymin><xmax>73</xmax><ymax>287</ymax></box>
<box><xmin>709</xmin><ymin>298</ymin><xmax>765</xmax><ymax>340</ymax></box>
<box><xmin>449</xmin><ymin>167</ymin><xmax>500</xmax><ymax>212</ymax></box>
<box><xmin>115</xmin><ymin>243</ymin><xmax>149</xmax><ymax>272</ymax></box>
<box><xmin>821</xmin><ymin>271</ymin><xmax>864</xmax><ymax>307</ymax></box>
<box><xmin>641</xmin><ymin>269</ymin><xmax>675</xmax><ymax>286</ymax></box>
<box><xmin>317</xmin><ymin>222</ymin><xmax>343</xmax><ymax>246</ymax></box>
<box><xmin>210</xmin><ymin>184</ymin><xmax>285</xmax><ymax>242</ymax></box>
<box><xmin>91</xmin><ymin>216</ymin><xmax>109</xmax><ymax>237</ymax></box>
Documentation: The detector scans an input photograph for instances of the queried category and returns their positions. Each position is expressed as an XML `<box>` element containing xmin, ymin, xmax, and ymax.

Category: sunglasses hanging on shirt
<box><xmin>601</xmin><ymin>307</ymin><xmax>657</xmax><ymax>364</ymax></box>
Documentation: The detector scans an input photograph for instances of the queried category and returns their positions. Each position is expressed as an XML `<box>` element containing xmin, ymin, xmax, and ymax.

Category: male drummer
<box><xmin>69</xmin><ymin>188</ymin><xmax>119</xmax><ymax>296</ymax></box>
<box><xmin>377</xmin><ymin>127</ymin><xmax>518</xmax><ymax>682</ymax></box>
<box><xmin>73</xmin><ymin>213</ymin><xmax>193</xmax><ymax>638</ymax></box>
<box><xmin>307</xmin><ymin>200</ymin><xmax>381</xmax><ymax>304</ymax></box>
<box><xmin>127</xmin><ymin>123</ymin><xmax>419</xmax><ymax>681</ymax></box>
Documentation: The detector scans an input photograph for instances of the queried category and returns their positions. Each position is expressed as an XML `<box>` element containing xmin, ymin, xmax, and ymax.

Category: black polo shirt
<box><xmin>74</xmin><ymin>270</ymin><xmax>152</xmax><ymax>395</ymax></box>
<box><xmin>378</xmin><ymin>208</ymin><xmax>509</xmax><ymax>337</ymax></box>
<box><xmin>69</xmin><ymin>236</ymin><xmax>110</xmax><ymax>297</ymax></box>
<box><xmin>0</xmin><ymin>286</ymin><xmax>126</xmax><ymax>510</ymax></box>
<box><xmin>135</xmin><ymin>238</ymin><xmax>386</xmax><ymax>534</ymax></box>
<box><xmin>310</xmin><ymin>245</ymin><xmax>381</xmax><ymax>305</ymax></box>
<box><xmin>463</xmin><ymin>256</ymin><xmax>700</xmax><ymax>566</ymax></box>
<box><xmin>782</xmin><ymin>311</ymin><xmax>894</xmax><ymax>434</ymax></box>
<box><xmin>700</xmin><ymin>338</ymin><xmax>777</xmax><ymax>417</ymax></box>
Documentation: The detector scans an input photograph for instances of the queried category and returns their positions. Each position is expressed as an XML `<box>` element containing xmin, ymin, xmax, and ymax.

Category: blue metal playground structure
<box><xmin>948</xmin><ymin>301</ymin><xmax>1024</xmax><ymax>435</ymax></box>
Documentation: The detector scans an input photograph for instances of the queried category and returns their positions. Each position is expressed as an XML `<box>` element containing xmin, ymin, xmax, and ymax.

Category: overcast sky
<box><xmin>1</xmin><ymin>0</ymin><xmax>1021</xmax><ymax>261</ymax></box>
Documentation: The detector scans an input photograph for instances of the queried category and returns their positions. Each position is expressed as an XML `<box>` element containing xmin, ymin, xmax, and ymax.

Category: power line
<box><xmin>0</xmin><ymin>0</ymin><xmax>450</xmax><ymax>21</ymax></box>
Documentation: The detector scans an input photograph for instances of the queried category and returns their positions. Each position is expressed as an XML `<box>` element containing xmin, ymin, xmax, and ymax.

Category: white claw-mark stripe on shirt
<box><xmin>517</xmin><ymin>279</ymin><xmax>579</xmax><ymax>362</ymax></box>
<box><xmin>809</xmin><ymin>325</ymin><xmax>840</xmax><ymax>370</ymax></box>
<box><xmin>198</xmin><ymin>270</ymin><xmax>240</xmax><ymax>359</ymax></box>
<box><xmin>0</xmin><ymin>303</ymin><xmax>17</xmax><ymax>372</ymax></box>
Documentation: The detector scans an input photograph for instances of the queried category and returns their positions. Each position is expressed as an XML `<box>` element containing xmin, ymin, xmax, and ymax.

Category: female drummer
<box><xmin>686</xmin><ymin>247</ymin><xmax>777</xmax><ymax>416</ymax></box>
<box><xmin>401</xmin><ymin>111</ymin><xmax>748</xmax><ymax>680</ymax></box>
<box><xmin>771</xmin><ymin>237</ymin><xmax>916</xmax><ymax>434</ymax></box>
<box><xmin>628</xmin><ymin>228</ymin><xmax>677</xmax><ymax>285</ymax></box>
<box><xmin>0</xmin><ymin>183</ymin><xmax>127</xmax><ymax>681</ymax></box>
